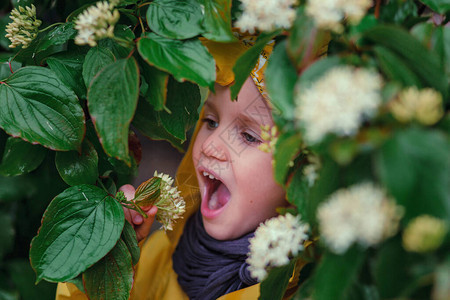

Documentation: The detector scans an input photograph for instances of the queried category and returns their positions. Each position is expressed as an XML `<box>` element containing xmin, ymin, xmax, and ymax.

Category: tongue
<box><xmin>208</xmin><ymin>182</ymin><xmax>231</xmax><ymax>210</ymax></box>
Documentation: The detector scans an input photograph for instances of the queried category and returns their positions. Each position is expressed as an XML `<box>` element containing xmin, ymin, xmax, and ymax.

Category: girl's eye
<box><xmin>202</xmin><ymin>118</ymin><xmax>218</xmax><ymax>129</ymax></box>
<box><xmin>242</xmin><ymin>132</ymin><xmax>261</xmax><ymax>144</ymax></box>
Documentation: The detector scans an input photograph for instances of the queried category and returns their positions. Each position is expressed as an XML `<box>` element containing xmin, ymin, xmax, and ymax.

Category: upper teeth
<box><xmin>203</xmin><ymin>171</ymin><xmax>216</xmax><ymax>180</ymax></box>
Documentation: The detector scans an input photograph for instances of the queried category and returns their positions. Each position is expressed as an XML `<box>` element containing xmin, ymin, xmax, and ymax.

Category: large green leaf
<box><xmin>121</xmin><ymin>221</ymin><xmax>140</xmax><ymax>266</ymax></box>
<box><xmin>30</xmin><ymin>185</ymin><xmax>124</xmax><ymax>282</ymax></box>
<box><xmin>83</xmin><ymin>239</ymin><xmax>133</xmax><ymax>300</ymax></box>
<box><xmin>376</xmin><ymin>127</ymin><xmax>450</xmax><ymax>222</ymax></box>
<box><xmin>260</xmin><ymin>259</ymin><xmax>296</xmax><ymax>300</ymax></box>
<box><xmin>432</xmin><ymin>26</ymin><xmax>450</xmax><ymax>86</ymax></box>
<box><xmin>159</xmin><ymin>77</ymin><xmax>201</xmax><ymax>141</ymax></box>
<box><xmin>82</xmin><ymin>46</ymin><xmax>116</xmax><ymax>89</ymax></box>
<box><xmin>46</xmin><ymin>53</ymin><xmax>87</xmax><ymax>99</ymax></box>
<box><xmin>132</xmin><ymin>97</ymin><xmax>184</xmax><ymax>151</ymax></box>
<box><xmin>201</xmin><ymin>0</ymin><xmax>236</xmax><ymax>42</ymax></box>
<box><xmin>87</xmin><ymin>57</ymin><xmax>139</xmax><ymax>165</ymax></box>
<box><xmin>265</xmin><ymin>40</ymin><xmax>297</xmax><ymax>120</ymax></box>
<box><xmin>312</xmin><ymin>247</ymin><xmax>366</xmax><ymax>300</ymax></box>
<box><xmin>419</xmin><ymin>0</ymin><xmax>450</xmax><ymax>14</ymax></box>
<box><xmin>97</xmin><ymin>24</ymin><xmax>135</xmax><ymax>59</ymax></box>
<box><xmin>230</xmin><ymin>31</ymin><xmax>280</xmax><ymax>100</ymax></box>
<box><xmin>364</xmin><ymin>25</ymin><xmax>448</xmax><ymax>98</ymax></box>
<box><xmin>137</xmin><ymin>33</ymin><xmax>215</xmax><ymax>89</ymax></box>
<box><xmin>37</xmin><ymin>22</ymin><xmax>77</xmax><ymax>52</ymax></box>
<box><xmin>146</xmin><ymin>0</ymin><xmax>204</xmax><ymax>39</ymax></box>
<box><xmin>0</xmin><ymin>137</ymin><xmax>46</xmax><ymax>176</ymax></box>
<box><xmin>55</xmin><ymin>140</ymin><xmax>99</xmax><ymax>186</ymax></box>
<box><xmin>374</xmin><ymin>237</ymin><xmax>414</xmax><ymax>298</ymax></box>
<box><xmin>0</xmin><ymin>66</ymin><xmax>85</xmax><ymax>151</ymax></box>
<box><xmin>139</xmin><ymin>61</ymin><xmax>169</xmax><ymax>111</ymax></box>
<box><xmin>288</xmin><ymin>6</ymin><xmax>328</xmax><ymax>69</ymax></box>
<box><xmin>373</xmin><ymin>46</ymin><xmax>422</xmax><ymax>87</ymax></box>
<box><xmin>286</xmin><ymin>167</ymin><xmax>310</xmax><ymax>220</ymax></box>
<box><xmin>273</xmin><ymin>131</ymin><xmax>302</xmax><ymax>185</ymax></box>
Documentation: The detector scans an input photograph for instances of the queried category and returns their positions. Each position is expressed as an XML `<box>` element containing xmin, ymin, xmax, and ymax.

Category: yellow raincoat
<box><xmin>56</xmin><ymin>37</ymin><xmax>317</xmax><ymax>300</ymax></box>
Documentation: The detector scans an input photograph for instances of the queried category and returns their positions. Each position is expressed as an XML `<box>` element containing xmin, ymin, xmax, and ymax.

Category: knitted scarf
<box><xmin>172</xmin><ymin>212</ymin><xmax>258</xmax><ymax>299</ymax></box>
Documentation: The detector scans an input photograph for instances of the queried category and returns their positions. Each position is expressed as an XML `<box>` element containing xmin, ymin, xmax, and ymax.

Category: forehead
<box><xmin>205</xmin><ymin>77</ymin><xmax>273</xmax><ymax>125</ymax></box>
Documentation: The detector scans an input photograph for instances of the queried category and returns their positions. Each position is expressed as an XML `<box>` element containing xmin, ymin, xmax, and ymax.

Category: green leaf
<box><xmin>0</xmin><ymin>137</ymin><xmax>46</xmax><ymax>176</ymax></box>
<box><xmin>265</xmin><ymin>40</ymin><xmax>297</xmax><ymax>120</ymax></box>
<box><xmin>418</xmin><ymin>0</ymin><xmax>450</xmax><ymax>14</ymax></box>
<box><xmin>121</xmin><ymin>221</ymin><xmax>140</xmax><ymax>266</ymax></box>
<box><xmin>132</xmin><ymin>97</ymin><xmax>184</xmax><ymax>151</ymax></box>
<box><xmin>83</xmin><ymin>239</ymin><xmax>133</xmax><ymax>300</ymax></box>
<box><xmin>55</xmin><ymin>140</ymin><xmax>99</xmax><ymax>186</ymax></box>
<box><xmin>0</xmin><ymin>61</ymin><xmax>21</xmax><ymax>81</ymax></box>
<box><xmin>230</xmin><ymin>31</ymin><xmax>280</xmax><ymax>100</ymax></box>
<box><xmin>312</xmin><ymin>247</ymin><xmax>366</xmax><ymax>300</ymax></box>
<box><xmin>432</xmin><ymin>26</ymin><xmax>450</xmax><ymax>87</ymax></box>
<box><xmin>146</xmin><ymin>0</ymin><xmax>204</xmax><ymax>39</ymax></box>
<box><xmin>296</xmin><ymin>56</ymin><xmax>341</xmax><ymax>90</ymax></box>
<box><xmin>288</xmin><ymin>6</ymin><xmax>328</xmax><ymax>69</ymax></box>
<box><xmin>97</xmin><ymin>25</ymin><xmax>135</xmax><ymax>59</ymax></box>
<box><xmin>373</xmin><ymin>46</ymin><xmax>422</xmax><ymax>87</ymax></box>
<box><xmin>139</xmin><ymin>61</ymin><xmax>169</xmax><ymax>111</ymax></box>
<box><xmin>137</xmin><ymin>33</ymin><xmax>215</xmax><ymax>89</ymax></box>
<box><xmin>260</xmin><ymin>259</ymin><xmax>296</xmax><ymax>300</ymax></box>
<box><xmin>374</xmin><ymin>237</ymin><xmax>414</xmax><ymax>298</ymax></box>
<box><xmin>273</xmin><ymin>132</ymin><xmax>302</xmax><ymax>185</ymax></box>
<box><xmin>46</xmin><ymin>53</ymin><xmax>87</xmax><ymax>99</ymax></box>
<box><xmin>0</xmin><ymin>66</ymin><xmax>85</xmax><ymax>151</ymax></box>
<box><xmin>37</xmin><ymin>22</ymin><xmax>77</xmax><ymax>52</ymax></box>
<box><xmin>201</xmin><ymin>0</ymin><xmax>236</xmax><ymax>42</ymax></box>
<box><xmin>286</xmin><ymin>167</ymin><xmax>310</xmax><ymax>220</ymax></box>
<box><xmin>364</xmin><ymin>25</ymin><xmax>448</xmax><ymax>98</ymax></box>
<box><xmin>30</xmin><ymin>184</ymin><xmax>125</xmax><ymax>282</ymax></box>
<box><xmin>377</xmin><ymin>128</ymin><xmax>450</xmax><ymax>222</ymax></box>
<box><xmin>159</xmin><ymin>77</ymin><xmax>201</xmax><ymax>141</ymax></box>
<box><xmin>82</xmin><ymin>46</ymin><xmax>116</xmax><ymax>89</ymax></box>
<box><xmin>88</xmin><ymin>57</ymin><xmax>140</xmax><ymax>165</ymax></box>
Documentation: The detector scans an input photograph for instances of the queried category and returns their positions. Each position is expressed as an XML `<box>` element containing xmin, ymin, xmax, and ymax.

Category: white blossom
<box><xmin>74</xmin><ymin>1</ymin><xmax>120</xmax><ymax>47</ymax></box>
<box><xmin>306</xmin><ymin>0</ymin><xmax>372</xmax><ymax>33</ymax></box>
<box><xmin>247</xmin><ymin>213</ymin><xmax>309</xmax><ymax>281</ymax></box>
<box><xmin>295</xmin><ymin>66</ymin><xmax>382</xmax><ymax>144</ymax></box>
<box><xmin>317</xmin><ymin>182</ymin><xmax>403</xmax><ymax>254</ymax></box>
<box><xmin>235</xmin><ymin>0</ymin><xmax>297</xmax><ymax>34</ymax></box>
<box><xmin>153</xmin><ymin>171</ymin><xmax>186</xmax><ymax>231</ymax></box>
<box><xmin>389</xmin><ymin>87</ymin><xmax>444</xmax><ymax>126</ymax></box>
<box><xmin>5</xmin><ymin>5</ymin><xmax>42</xmax><ymax>48</ymax></box>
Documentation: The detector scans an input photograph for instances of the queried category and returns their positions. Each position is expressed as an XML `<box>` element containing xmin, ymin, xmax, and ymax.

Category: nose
<box><xmin>201</xmin><ymin>131</ymin><xmax>228</xmax><ymax>162</ymax></box>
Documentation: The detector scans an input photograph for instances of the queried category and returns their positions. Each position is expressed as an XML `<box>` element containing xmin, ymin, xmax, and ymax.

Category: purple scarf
<box><xmin>172</xmin><ymin>212</ymin><xmax>258</xmax><ymax>299</ymax></box>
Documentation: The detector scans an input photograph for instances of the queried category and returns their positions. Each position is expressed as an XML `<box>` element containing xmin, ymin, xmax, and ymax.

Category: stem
<box><xmin>8</xmin><ymin>61</ymin><xmax>13</xmax><ymax>74</ymax></box>
<box><xmin>38</xmin><ymin>22</ymin><xmax>64</xmax><ymax>33</ymax></box>
<box><xmin>374</xmin><ymin>0</ymin><xmax>381</xmax><ymax>19</ymax></box>
<box><xmin>97</xmin><ymin>179</ymin><xmax>108</xmax><ymax>193</ymax></box>
<box><xmin>121</xmin><ymin>202</ymin><xmax>148</xmax><ymax>218</ymax></box>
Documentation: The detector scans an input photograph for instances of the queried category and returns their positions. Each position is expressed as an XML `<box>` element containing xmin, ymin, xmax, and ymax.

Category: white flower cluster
<box><xmin>306</xmin><ymin>0</ymin><xmax>372</xmax><ymax>33</ymax></box>
<box><xmin>235</xmin><ymin>0</ymin><xmax>297</xmax><ymax>34</ymax></box>
<box><xmin>317</xmin><ymin>182</ymin><xmax>403</xmax><ymax>254</ymax></box>
<box><xmin>390</xmin><ymin>87</ymin><xmax>444</xmax><ymax>126</ymax></box>
<box><xmin>247</xmin><ymin>213</ymin><xmax>309</xmax><ymax>281</ymax></box>
<box><xmin>5</xmin><ymin>5</ymin><xmax>42</xmax><ymax>49</ymax></box>
<box><xmin>295</xmin><ymin>66</ymin><xmax>382</xmax><ymax>144</ymax></box>
<box><xmin>74</xmin><ymin>1</ymin><xmax>120</xmax><ymax>47</ymax></box>
<box><xmin>153</xmin><ymin>171</ymin><xmax>186</xmax><ymax>231</ymax></box>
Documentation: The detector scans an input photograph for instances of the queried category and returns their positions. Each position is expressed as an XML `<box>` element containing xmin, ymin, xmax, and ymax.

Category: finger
<box><xmin>135</xmin><ymin>207</ymin><xmax>158</xmax><ymax>242</ymax></box>
<box><xmin>119</xmin><ymin>184</ymin><xmax>135</xmax><ymax>200</ymax></box>
<box><xmin>123</xmin><ymin>207</ymin><xmax>134</xmax><ymax>227</ymax></box>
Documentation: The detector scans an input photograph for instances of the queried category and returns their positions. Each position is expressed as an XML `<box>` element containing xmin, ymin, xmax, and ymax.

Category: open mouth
<box><xmin>201</xmin><ymin>171</ymin><xmax>231</xmax><ymax>211</ymax></box>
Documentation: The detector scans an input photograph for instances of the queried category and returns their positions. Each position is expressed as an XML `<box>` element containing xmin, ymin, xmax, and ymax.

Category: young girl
<box><xmin>56</xmin><ymin>38</ymin><xmax>307</xmax><ymax>300</ymax></box>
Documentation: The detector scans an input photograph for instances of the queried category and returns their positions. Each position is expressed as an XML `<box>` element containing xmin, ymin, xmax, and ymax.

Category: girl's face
<box><xmin>192</xmin><ymin>77</ymin><xmax>287</xmax><ymax>240</ymax></box>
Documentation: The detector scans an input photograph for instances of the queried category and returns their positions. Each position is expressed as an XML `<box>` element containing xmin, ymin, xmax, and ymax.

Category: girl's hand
<box><xmin>119</xmin><ymin>184</ymin><xmax>158</xmax><ymax>243</ymax></box>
